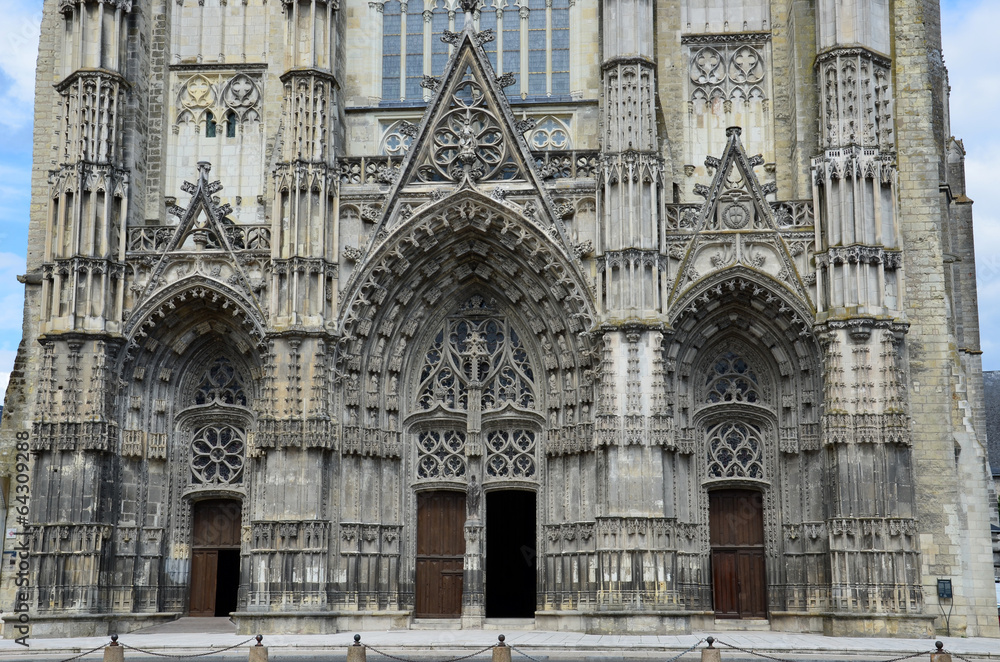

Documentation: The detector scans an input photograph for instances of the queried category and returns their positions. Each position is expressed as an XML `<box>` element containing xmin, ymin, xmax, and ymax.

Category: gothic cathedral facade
<box><xmin>2</xmin><ymin>0</ymin><xmax>998</xmax><ymax>639</ymax></box>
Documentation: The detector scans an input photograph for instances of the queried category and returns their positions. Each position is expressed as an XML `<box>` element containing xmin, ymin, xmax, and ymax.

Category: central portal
<box><xmin>485</xmin><ymin>490</ymin><xmax>536</xmax><ymax>618</ymax></box>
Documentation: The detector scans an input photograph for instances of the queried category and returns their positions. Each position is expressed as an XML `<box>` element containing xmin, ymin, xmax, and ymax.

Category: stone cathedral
<box><xmin>1</xmin><ymin>0</ymin><xmax>998</xmax><ymax>639</ymax></box>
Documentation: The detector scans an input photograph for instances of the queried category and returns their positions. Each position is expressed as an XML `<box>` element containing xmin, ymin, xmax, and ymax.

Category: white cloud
<box><xmin>942</xmin><ymin>1</ymin><xmax>1000</xmax><ymax>368</ymax></box>
<box><xmin>0</xmin><ymin>348</ymin><xmax>16</xmax><ymax>407</ymax></box>
<box><xmin>0</xmin><ymin>252</ymin><xmax>25</xmax><ymax>334</ymax></box>
<box><xmin>0</xmin><ymin>0</ymin><xmax>42</xmax><ymax>130</ymax></box>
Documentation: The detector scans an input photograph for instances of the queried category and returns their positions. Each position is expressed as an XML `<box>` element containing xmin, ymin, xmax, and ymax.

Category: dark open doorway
<box><xmin>189</xmin><ymin>499</ymin><xmax>242</xmax><ymax>617</ymax></box>
<box><xmin>485</xmin><ymin>490</ymin><xmax>536</xmax><ymax>618</ymax></box>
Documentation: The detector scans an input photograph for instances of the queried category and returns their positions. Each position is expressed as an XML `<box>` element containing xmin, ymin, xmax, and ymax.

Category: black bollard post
<box><xmin>104</xmin><ymin>634</ymin><xmax>124</xmax><ymax>662</ymax></box>
<box><xmin>930</xmin><ymin>641</ymin><xmax>951</xmax><ymax>662</ymax></box>
<box><xmin>702</xmin><ymin>636</ymin><xmax>721</xmax><ymax>662</ymax></box>
<box><xmin>249</xmin><ymin>634</ymin><xmax>268</xmax><ymax>662</ymax></box>
<box><xmin>348</xmin><ymin>634</ymin><xmax>367</xmax><ymax>662</ymax></box>
<box><xmin>493</xmin><ymin>634</ymin><xmax>512</xmax><ymax>662</ymax></box>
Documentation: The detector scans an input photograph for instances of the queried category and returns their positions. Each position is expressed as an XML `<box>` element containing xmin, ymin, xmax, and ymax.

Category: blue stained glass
<box><xmin>529</xmin><ymin>73</ymin><xmax>545</xmax><ymax>92</ymax></box>
<box><xmin>528</xmin><ymin>50</ymin><xmax>545</xmax><ymax>70</ymax></box>
<box><xmin>552</xmin><ymin>72</ymin><xmax>568</xmax><ymax>94</ymax></box>
<box><xmin>503</xmin><ymin>50</ymin><xmax>520</xmax><ymax>76</ymax></box>
<box><xmin>406</xmin><ymin>53</ymin><xmax>423</xmax><ymax>80</ymax></box>
<box><xmin>407</xmin><ymin>32</ymin><xmax>422</xmax><ymax>51</ymax></box>
<box><xmin>384</xmin><ymin>76</ymin><xmax>400</xmax><ymax>100</ymax></box>
<box><xmin>433</xmin><ymin>52</ymin><xmax>449</xmax><ymax>75</ymax></box>
<box><xmin>552</xmin><ymin>7</ymin><xmax>569</xmax><ymax>28</ymax></box>
<box><xmin>406</xmin><ymin>76</ymin><xmax>422</xmax><ymax>98</ymax></box>
<box><xmin>529</xmin><ymin>12</ymin><xmax>544</xmax><ymax>29</ymax></box>
<box><xmin>551</xmin><ymin>49</ymin><xmax>569</xmax><ymax>70</ymax></box>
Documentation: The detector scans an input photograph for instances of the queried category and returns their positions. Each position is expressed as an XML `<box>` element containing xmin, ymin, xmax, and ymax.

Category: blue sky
<box><xmin>0</xmin><ymin>0</ymin><xmax>995</xmax><ymax>396</ymax></box>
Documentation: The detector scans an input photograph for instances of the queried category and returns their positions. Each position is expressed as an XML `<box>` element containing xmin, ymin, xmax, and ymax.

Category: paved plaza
<box><xmin>0</xmin><ymin>619</ymin><xmax>996</xmax><ymax>660</ymax></box>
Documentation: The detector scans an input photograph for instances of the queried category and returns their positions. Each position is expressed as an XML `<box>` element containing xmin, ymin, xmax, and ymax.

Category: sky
<box><xmin>0</xmin><ymin>0</ymin><xmax>995</xmax><ymax>400</ymax></box>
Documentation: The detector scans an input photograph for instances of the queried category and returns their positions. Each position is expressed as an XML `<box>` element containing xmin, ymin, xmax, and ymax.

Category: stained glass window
<box><xmin>380</xmin><ymin>0</ymin><xmax>571</xmax><ymax>101</ymax></box>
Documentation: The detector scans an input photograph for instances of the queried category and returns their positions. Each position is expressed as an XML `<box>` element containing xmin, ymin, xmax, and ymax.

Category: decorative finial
<box><xmin>110</xmin><ymin>635</ymin><xmax>119</xmax><ymax>646</ymax></box>
<box><xmin>725</xmin><ymin>126</ymin><xmax>742</xmax><ymax>138</ymax></box>
<box><xmin>935</xmin><ymin>642</ymin><xmax>944</xmax><ymax>652</ymax></box>
<box><xmin>497</xmin><ymin>634</ymin><xmax>506</xmax><ymax>646</ymax></box>
<box><xmin>459</xmin><ymin>0</ymin><xmax>477</xmax><ymax>25</ymax></box>
<box><xmin>197</xmin><ymin>161</ymin><xmax>212</xmax><ymax>182</ymax></box>
<box><xmin>354</xmin><ymin>634</ymin><xmax>362</xmax><ymax>646</ymax></box>
<box><xmin>255</xmin><ymin>635</ymin><xmax>263</xmax><ymax>647</ymax></box>
<box><xmin>706</xmin><ymin>637</ymin><xmax>714</xmax><ymax>648</ymax></box>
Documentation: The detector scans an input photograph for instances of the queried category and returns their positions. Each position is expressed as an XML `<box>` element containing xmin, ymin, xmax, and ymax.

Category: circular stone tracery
<box><xmin>191</xmin><ymin>424</ymin><xmax>245</xmax><ymax>484</ymax></box>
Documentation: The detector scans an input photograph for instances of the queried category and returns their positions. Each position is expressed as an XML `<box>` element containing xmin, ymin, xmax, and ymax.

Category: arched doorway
<box><xmin>485</xmin><ymin>490</ymin><xmax>536</xmax><ymax>617</ymax></box>
<box><xmin>709</xmin><ymin>489</ymin><xmax>766</xmax><ymax>618</ymax></box>
<box><xmin>189</xmin><ymin>499</ymin><xmax>242</xmax><ymax>616</ymax></box>
<box><xmin>408</xmin><ymin>295</ymin><xmax>543</xmax><ymax>619</ymax></box>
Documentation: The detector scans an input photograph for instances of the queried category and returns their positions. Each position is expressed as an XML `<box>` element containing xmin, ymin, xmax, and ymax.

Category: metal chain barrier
<box><xmin>712</xmin><ymin>638</ymin><xmax>801</xmax><ymax>662</ymax></box>
<box><xmin>363</xmin><ymin>642</ymin><xmax>495</xmax><ymax>662</ymax></box>
<box><xmin>56</xmin><ymin>643</ymin><xmax>108</xmax><ymax>662</ymax></box>
<box><xmin>509</xmin><ymin>644</ymin><xmax>547</xmax><ymax>662</ymax></box>
<box><xmin>121</xmin><ymin>637</ymin><xmax>258</xmax><ymax>658</ymax></box>
<box><xmin>713</xmin><ymin>638</ymin><xmax>966</xmax><ymax>662</ymax></box>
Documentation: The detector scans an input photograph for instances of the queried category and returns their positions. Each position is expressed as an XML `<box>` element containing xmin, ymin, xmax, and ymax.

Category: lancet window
<box><xmin>416</xmin><ymin>304</ymin><xmax>536</xmax><ymax>412</ymax></box>
<box><xmin>194</xmin><ymin>357</ymin><xmax>248</xmax><ymax>406</ymax></box>
<box><xmin>380</xmin><ymin>0</ymin><xmax>570</xmax><ymax>101</ymax></box>
<box><xmin>705</xmin><ymin>350</ymin><xmax>760</xmax><ymax>404</ymax></box>
<box><xmin>411</xmin><ymin>296</ymin><xmax>540</xmax><ymax>485</ymax></box>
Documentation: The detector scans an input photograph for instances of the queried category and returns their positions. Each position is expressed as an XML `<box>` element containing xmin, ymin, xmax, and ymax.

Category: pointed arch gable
<box><xmin>335</xmin><ymin>193</ymin><xmax>598</xmax><ymax>460</ymax></box>
<box><xmin>121</xmin><ymin>277</ymin><xmax>267</xmax><ymax>367</ymax></box>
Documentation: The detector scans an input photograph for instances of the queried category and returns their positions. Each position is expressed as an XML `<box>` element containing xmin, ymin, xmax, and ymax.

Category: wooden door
<box><xmin>189</xmin><ymin>550</ymin><xmax>219</xmax><ymax>617</ymax></box>
<box><xmin>710</xmin><ymin>490</ymin><xmax>767</xmax><ymax>619</ymax></box>
<box><xmin>416</xmin><ymin>491</ymin><xmax>465</xmax><ymax>617</ymax></box>
<box><xmin>189</xmin><ymin>500</ymin><xmax>242</xmax><ymax>616</ymax></box>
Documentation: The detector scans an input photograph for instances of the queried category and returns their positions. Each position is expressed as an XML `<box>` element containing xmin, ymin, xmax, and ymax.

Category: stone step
<box><xmin>711</xmin><ymin>618</ymin><xmax>772</xmax><ymax>631</ymax></box>
<box><xmin>483</xmin><ymin>618</ymin><xmax>536</xmax><ymax>631</ymax></box>
<box><xmin>411</xmin><ymin>618</ymin><xmax>463</xmax><ymax>630</ymax></box>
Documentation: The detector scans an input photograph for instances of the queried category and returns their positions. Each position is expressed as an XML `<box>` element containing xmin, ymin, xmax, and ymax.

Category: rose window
<box><xmin>191</xmin><ymin>424</ymin><xmax>245</xmax><ymax>484</ymax></box>
<box><xmin>706</xmin><ymin>421</ymin><xmax>764</xmax><ymax>480</ymax></box>
<box><xmin>419</xmin><ymin>75</ymin><xmax>516</xmax><ymax>182</ymax></box>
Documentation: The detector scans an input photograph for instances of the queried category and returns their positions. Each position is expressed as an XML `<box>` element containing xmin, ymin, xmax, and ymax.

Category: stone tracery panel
<box><xmin>416</xmin><ymin>304</ymin><xmax>537</xmax><ymax>413</ymax></box>
<box><xmin>705</xmin><ymin>420</ymin><xmax>764</xmax><ymax>479</ymax></box>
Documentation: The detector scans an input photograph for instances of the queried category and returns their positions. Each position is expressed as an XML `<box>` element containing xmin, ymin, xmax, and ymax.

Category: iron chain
<box><xmin>121</xmin><ymin>637</ymin><xmax>257</xmax><ymax>658</ymax></box>
<box><xmin>363</xmin><ymin>642</ymin><xmax>495</xmax><ymax>662</ymax></box>
<box><xmin>56</xmin><ymin>644</ymin><xmax>107</xmax><ymax>662</ymax></box>
<box><xmin>878</xmin><ymin>652</ymin><xmax>936</xmax><ymax>662</ymax></box>
<box><xmin>662</xmin><ymin>638</ymin><xmax>707</xmax><ymax>662</ymax></box>
<box><xmin>510</xmin><ymin>644</ymin><xmax>547</xmax><ymax>662</ymax></box>
<box><xmin>713</xmin><ymin>638</ymin><xmax>814</xmax><ymax>662</ymax></box>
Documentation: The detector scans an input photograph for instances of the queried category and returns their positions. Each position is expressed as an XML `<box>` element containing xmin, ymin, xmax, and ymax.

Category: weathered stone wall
<box><xmin>0</xmin><ymin>0</ymin><xmax>996</xmax><ymax>639</ymax></box>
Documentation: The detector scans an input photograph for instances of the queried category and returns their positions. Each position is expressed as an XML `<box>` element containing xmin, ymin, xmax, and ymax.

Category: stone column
<box><xmin>22</xmin><ymin>0</ymin><xmax>137</xmax><ymax>630</ymax></box>
<box><xmin>811</xmin><ymin>0</ymin><xmax>922</xmax><ymax>626</ymax></box>
<box><xmin>590</xmin><ymin>0</ymin><xmax>675</xmax><ymax>610</ymax></box>
<box><xmin>243</xmin><ymin>0</ymin><xmax>341</xmax><ymax>627</ymax></box>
